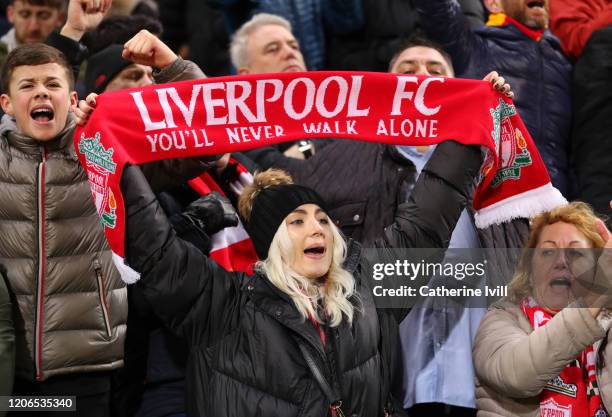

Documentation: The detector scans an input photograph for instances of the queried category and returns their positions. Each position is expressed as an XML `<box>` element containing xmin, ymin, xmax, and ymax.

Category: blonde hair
<box><xmin>256</xmin><ymin>220</ymin><xmax>359</xmax><ymax>327</ymax></box>
<box><xmin>507</xmin><ymin>202</ymin><xmax>607</xmax><ymax>303</ymax></box>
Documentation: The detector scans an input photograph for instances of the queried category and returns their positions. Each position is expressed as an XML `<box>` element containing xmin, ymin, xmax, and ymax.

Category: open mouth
<box><xmin>30</xmin><ymin>105</ymin><xmax>54</xmax><ymax>123</ymax></box>
<box><xmin>549</xmin><ymin>277</ymin><xmax>571</xmax><ymax>288</ymax></box>
<box><xmin>527</xmin><ymin>0</ymin><xmax>545</xmax><ymax>8</ymax></box>
<box><xmin>304</xmin><ymin>245</ymin><xmax>325</xmax><ymax>257</ymax></box>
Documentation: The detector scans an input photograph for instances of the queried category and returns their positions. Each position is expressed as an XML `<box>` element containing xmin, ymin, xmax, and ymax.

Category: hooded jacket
<box><xmin>121</xmin><ymin>140</ymin><xmax>483</xmax><ymax>417</ymax></box>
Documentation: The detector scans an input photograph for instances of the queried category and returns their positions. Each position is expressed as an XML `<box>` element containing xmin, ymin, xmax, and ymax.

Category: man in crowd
<box><xmin>0</xmin><ymin>2</ymin><xmax>121</xmax><ymax>414</ymax></box>
<box><xmin>1</xmin><ymin>0</ymin><xmax>64</xmax><ymax>54</ymax></box>
<box><xmin>389</xmin><ymin>39</ymin><xmax>526</xmax><ymax>417</ymax></box>
<box><xmin>210</xmin><ymin>0</ymin><xmax>363</xmax><ymax>71</ymax></box>
<box><xmin>231</xmin><ymin>12</ymin><xmax>322</xmax><ymax>161</ymax></box>
<box><xmin>0</xmin><ymin>2</ymin><xmax>216</xmax><ymax>415</ymax></box>
<box><xmin>413</xmin><ymin>0</ymin><xmax>573</xmax><ymax>198</ymax></box>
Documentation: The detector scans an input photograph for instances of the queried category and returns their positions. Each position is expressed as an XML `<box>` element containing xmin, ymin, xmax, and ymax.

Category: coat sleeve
<box><xmin>141</xmin><ymin>58</ymin><xmax>217</xmax><ymax>193</ymax></box>
<box><xmin>122</xmin><ymin>165</ymin><xmax>243</xmax><ymax>345</ymax></box>
<box><xmin>376</xmin><ymin>140</ymin><xmax>482</xmax><ymax>249</ymax></box>
<box><xmin>370</xmin><ymin>141</ymin><xmax>481</xmax><ymax>324</ymax></box>
<box><xmin>413</xmin><ymin>0</ymin><xmax>484</xmax><ymax>75</ymax></box>
<box><xmin>153</xmin><ymin>57</ymin><xmax>206</xmax><ymax>83</ymax></box>
<box><xmin>473</xmin><ymin>304</ymin><xmax>606</xmax><ymax>398</ymax></box>
<box><xmin>0</xmin><ymin>271</ymin><xmax>14</xmax><ymax>405</ymax></box>
<box><xmin>458</xmin><ymin>0</ymin><xmax>486</xmax><ymax>28</ymax></box>
<box><xmin>322</xmin><ymin>0</ymin><xmax>364</xmax><ymax>34</ymax></box>
<box><xmin>549</xmin><ymin>0</ymin><xmax>612</xmax><ymax>60</ymax></box>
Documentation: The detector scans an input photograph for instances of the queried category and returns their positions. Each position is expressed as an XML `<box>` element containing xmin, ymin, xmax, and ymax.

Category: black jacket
<box><xmin>571</xmin><ymin>26</ymin><xmax>612</xmax><ymax>228</ymax></box>
<box><xmin>122</xmin><ymin>141</ymin><xmax>482</xmax><ymax>417</ymax></box>
<box><xmin>325</xmin><ymin>0</ymin><xmax>484</xmax><ymax>72</ymax></box>
<box><xmin>414</xmin><ymin>0</ymin><xmax>573</xmax><ymax>197</ymax></box>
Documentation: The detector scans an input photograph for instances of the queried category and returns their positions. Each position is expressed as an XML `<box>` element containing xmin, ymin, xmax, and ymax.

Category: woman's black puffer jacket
<box><xmin>121</xmin><ymin>140</ymin><xmax>482</xmax><ymax>417</ymax></box>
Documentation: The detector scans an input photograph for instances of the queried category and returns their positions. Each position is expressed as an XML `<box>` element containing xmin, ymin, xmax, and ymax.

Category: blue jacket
<box><xmin>414</xmin><ymin>0</ymin><xmax>573</xmax><ymax>197</ymax></box>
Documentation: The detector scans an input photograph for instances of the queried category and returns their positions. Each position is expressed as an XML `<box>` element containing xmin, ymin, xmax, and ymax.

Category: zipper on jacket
<box><xmin>34</xmin><ymin>145</ymin><xmax>47</xmax><ymax>381</ymax></box>
<box><xmin>94</xmin><ymin>258</ymin><xmax>112</xmax><ymax>338</ymax></box>
<box><xmin>325</xmin><ymin>325</ymin><xmax>343</xmax><ymax>412</ymax></box>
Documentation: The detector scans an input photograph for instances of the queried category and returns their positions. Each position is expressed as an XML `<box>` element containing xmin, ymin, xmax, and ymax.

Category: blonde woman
<box><xmin>119</xmin><ymin>140</ymin><xmax>482</xmax><ymax>417</ymax></box>
<box><xmin>473</xmin><ymin>201</ymin><xmax>612</xmax><ymax>417</ymax></box>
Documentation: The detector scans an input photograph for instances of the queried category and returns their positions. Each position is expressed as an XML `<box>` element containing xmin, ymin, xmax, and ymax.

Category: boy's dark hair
<box><xmin>388</xmin><ymin>34</ymin><xmax>455</xmax><ymax>75</ymax></box>
<box><xmin>1</xmin><ymin>43</ymin><xmax>74</xmax><ymax>94</ymax></box>
<box><xmin>83</xmin><ymin>14</ymin><xmax>163</xmax><ymax>54</ymax></box>
<box><xmin>8</xmin><ymin>0</ymin><xmax>65</xmax><ymax>8</ymax></box>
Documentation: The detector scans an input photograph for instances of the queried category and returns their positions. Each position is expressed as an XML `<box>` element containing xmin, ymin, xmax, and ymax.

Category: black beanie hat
<box><xmin>85</xmin><ymin>44</ymin><xmax>132</xmax><ymax>94</ymax></box>
<box><xmin>246</xmin><ymin>184</ymin><xmax>327</xmax><ymax>260</ymax></box>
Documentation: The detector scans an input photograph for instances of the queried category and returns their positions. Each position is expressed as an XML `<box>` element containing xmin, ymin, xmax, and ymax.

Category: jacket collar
<box><xmin>248</xmin><ymin>273</ymin><xmax>329</xmax><ymax>359</ymax></box>
<box><xmin>0</xmin><ymin>28</ymin><xmax>18</xmax><ymax>52</ymax></box>
<box><xmin>342</xmin><ymin>238</ymin><xmax>362</xmax><ymax>274</ymax></box>
<box><xmin>5</xmin><ymin>119</ymin><xmax>75</xmax><ymax>156</ymax></box>
<box><xmin>486</xmin><ymin>12</ymin><xmax>545</xmax><ymax>41</ymax></box>
<box><xmin>247</xmin><ymin>240</ymin><xmax>362</xmax><ymax>358</ymax></box>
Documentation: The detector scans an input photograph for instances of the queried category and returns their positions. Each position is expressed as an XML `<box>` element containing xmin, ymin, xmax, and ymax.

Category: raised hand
<box><xmin>483</xmin><ymin>71</ymin><xmax>514</xmax><ymax>99</ymax></box>
<box><xmin>578</xmin><ymin>204</ymin><xmax>612</xmax><ymax>315</ymax></box>
<box><xmin>61</xmin><ymin>0</ymin><xmax>112</xmax><ymax>41</ymax></box>
<box><xmin>122</xmin><ymin>29</ymin><xmax>178</xmax><ymax>70</ymax></box>
<box><xmin>74</xmin><ymin>93</ymin><xmax>97</xmax><ymax>126</ymax></box>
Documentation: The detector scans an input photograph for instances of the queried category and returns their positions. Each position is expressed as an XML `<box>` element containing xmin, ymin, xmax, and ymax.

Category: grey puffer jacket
<box><xmin>0</xmin><ymin>121</ymin><xmax>127</xmax><ymax>381</ymax></box>
<box><xmin>0</xmin><ymin>58</ymin><xmax>212</xmax><ymax>381</ymax></box>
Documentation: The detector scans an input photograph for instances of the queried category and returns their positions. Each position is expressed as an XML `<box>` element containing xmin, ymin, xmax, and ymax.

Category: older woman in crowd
<box><xmin>473</xmin><ymin>201</ymin><xmax>612</xmax><ymax>417</ymax></box>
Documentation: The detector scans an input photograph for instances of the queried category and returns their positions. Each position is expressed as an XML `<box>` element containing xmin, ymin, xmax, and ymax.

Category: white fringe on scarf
<box><xmin>474</xmin><ymin>183</ymin><xmax>567</xmax><ymax>229</ymax></box>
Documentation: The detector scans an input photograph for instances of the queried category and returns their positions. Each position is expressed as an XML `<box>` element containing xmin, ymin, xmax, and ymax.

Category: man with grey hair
<box><xmin>233</xmin><ymin>13</ymin><xmax>317</xmax><ymax>160</ymax></box>
<box><xmin>230</xmin><ymin>13</ymin><xmax>305</xmax><ymax>74</ymax></box>
<box><xmin>211</xmin><ymin>0</ymin><xmax>362</xmax><ymax>70</ymax></box>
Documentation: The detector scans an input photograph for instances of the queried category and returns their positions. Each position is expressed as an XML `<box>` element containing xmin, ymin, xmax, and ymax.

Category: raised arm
<box><xmin>75</xmin><ymin>30</ymin><xmax>216</xmax><ymax>191</ymax></box>
<box><xmin>120</xmin><ymin>165</ymin><xmax>243</xmax><ymax>344</ymax></box>
<box><xmin>473</xmin><ymin>303</ymin><xmax>606</xmax><ymax>398</ymax></box>
<box><xmin>413</xmin><ymin>0</ymin><xmax>481</xmax><ymax>75</ymax></box>
<box><xmin>123</xmin><ymin>29</ymin><xmax>206</xmax><ymax>82</ymax></box>
<box><xmin>323</xmin><ymin>0</ymin><xmax>364</xmax><ymax>34</ymax></box>
<box><xmin>45</xmin><ymin>0</ymin><xmax>112</xmax><ymax>80</ymax></box>
<box><xmin>376</xmin><ymin>140</ymin><xmax>482</xmax><ymax>249</ymax></box>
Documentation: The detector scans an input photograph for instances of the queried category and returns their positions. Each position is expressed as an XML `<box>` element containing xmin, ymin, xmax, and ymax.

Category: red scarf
<box><xmin>187</xmin><ymin>158</ymin><xmax>258</xmax><ymax>274</ymax></box>
<box><xmin>74</xmin><ymin>72</ymin><xmax>566</xmax><ymax>281</ymax></box>
<box><xmin>486</xmin><ymin>12</ymin><xmax>545</xmax><ymax>41</ymax></box>
<box><xmin>521</xmin><ymin>298</ymin><xmax>608</xmax><ymax>417</ymax></box>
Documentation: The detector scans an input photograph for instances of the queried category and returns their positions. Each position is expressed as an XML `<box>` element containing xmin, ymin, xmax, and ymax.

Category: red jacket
<box><xmin>550</xmin><ymin>0</ymin><xmax>612</xmax><ymax>60</ymax></box>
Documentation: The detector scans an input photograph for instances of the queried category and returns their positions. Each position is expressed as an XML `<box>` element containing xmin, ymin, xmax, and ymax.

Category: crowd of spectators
<box><xmin>0</xmin><ymin>0</ymin><xmax>610</xmax><ymax>416</ymax></box>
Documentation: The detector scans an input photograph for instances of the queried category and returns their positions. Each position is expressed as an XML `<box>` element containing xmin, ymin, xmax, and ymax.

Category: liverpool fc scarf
<box><xmin>187</xmin><ymin>158</ymin><xmax>258</xmax><ymax>274</ymax></box>
<box><xmin>521</xmin><ymin>297</ymin><xmax>608</xmax><ymax>417</ymax></box>
<box><xmin>74</xmin><ymin>71</ymin><xmax>566</xmax><ymax>279</ymax></box>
